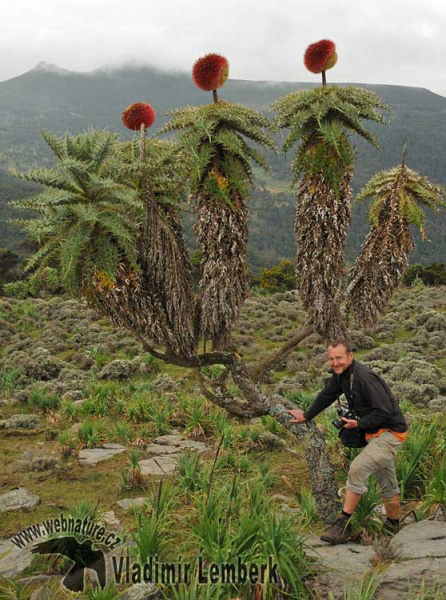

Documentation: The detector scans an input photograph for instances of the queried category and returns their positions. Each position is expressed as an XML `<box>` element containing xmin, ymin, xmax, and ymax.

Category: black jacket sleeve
<box><xmin>356</xmin><ymin>373</ymin><xmax>396</xmax><ymax>430</ymax></box>
<box><xmin>303</xmin><ymin>375</ymin><xmax>341</xmax><ymax>421</ymax></box>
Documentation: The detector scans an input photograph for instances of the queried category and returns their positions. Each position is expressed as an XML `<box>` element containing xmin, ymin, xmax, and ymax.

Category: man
<box><xmin>289</xmin><ymin>339</ymin><xmax>407</xmax><ymax>545</ymax></box>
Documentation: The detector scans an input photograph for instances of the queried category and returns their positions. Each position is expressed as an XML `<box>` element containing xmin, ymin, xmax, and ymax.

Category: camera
<box><xmin>332</xmin><ymin>406</ymin><xmax>356</xmax><ymax>430</ymax></box>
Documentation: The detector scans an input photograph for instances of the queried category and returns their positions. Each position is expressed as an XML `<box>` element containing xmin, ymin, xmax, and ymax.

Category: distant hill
<box><xmin>1</xmin><ymin>63</ymin><xmax>445</xmax><ymax>269</ymax></box>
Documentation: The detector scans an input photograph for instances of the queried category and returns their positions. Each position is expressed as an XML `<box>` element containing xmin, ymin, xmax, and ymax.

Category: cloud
<box><xmin>1</xmin><ymin>0</ymin><xmax>445</xmax><ymax>95</ymax></box>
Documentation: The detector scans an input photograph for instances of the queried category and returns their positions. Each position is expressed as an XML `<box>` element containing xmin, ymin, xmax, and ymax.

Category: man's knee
<box><xmin>346</xmin><ymin>458</ymin><xmax>370</xmax><ymax>495</ymax></box>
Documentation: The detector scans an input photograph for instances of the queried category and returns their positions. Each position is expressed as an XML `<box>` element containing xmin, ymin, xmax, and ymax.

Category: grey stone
<box><xmin>102</xmin><ymin>510</ymin><xmax>121</xmax><ymax>531</ymax></box>
<box><xmin>0</xmin><ymin>488</ymin><xmax>41</xmax><ymax>513</ymax></box>
<box><xmin>152</xmin><ymin>434</ymin><xmax>208</xmax><ymax>453</ymax></box>
<box><xmin>306</xmin><ymin>539</ymin><xmax>375</xmax><ymax>573</ymax></box>
<box><xmin>139</xmin><ymin>456</ymin><xmax>179</xmax><ymax>476</ymax></box>
<box><xmin>0</xmin><ymin>539</ymin><xmax>33</xmax><ymax>577</ymax></box>
<box><xmin>19</xmin><ymin>575</ymin><xmax>62</xmax><ymax>600</ymax></box>
<box><xmin>79</xmin><ymin>444</ymin><xmax>126</xmax><ymax>465</ymax></box>
<box><xmin>73</xmin><ymin>399</ymin><xmax>86</xmax><ymax>406</ymax></box>
<box><xmin>144</xmin><ymin>443</ymin><xmax>182</xmax><ymax>455</ymax></box>
<box><xmin>305</xmin><ymin>540</ymin><xmax>376</xmax><ymax>600</ymax></box>
<box><xmin>390</xmin><ymin>520</ymin><xmax>446</xmax><ymax>559</ymax></box>
<box><xmin>116</xmin><ymin>498</ymin><xmax>147</xmax><ymax>510</ymax></box>
<box><xmin>0</xmin><ymin>414</ymin><xmax>40</xmax><ymax>430</ymax></box>
<box><xmin>306</xmin><ymin>522</ymin><xmax>446</xmax><ymax>600</ymax></box>
<box><xmin>377</xmin><ymin>559</ymin><xmax>446</xmax><ymax>600</ymax></box>
<box><xmin>118</xmin><ymin>582</ymin><xmax>160</xmax><ymax>600</ymax></box>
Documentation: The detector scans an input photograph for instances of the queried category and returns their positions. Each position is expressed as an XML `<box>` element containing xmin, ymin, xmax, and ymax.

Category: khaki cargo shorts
<box><xmin>346</xmin><ymin>431</ymin><xmax>403</xmax><ymax>498</ymax></box>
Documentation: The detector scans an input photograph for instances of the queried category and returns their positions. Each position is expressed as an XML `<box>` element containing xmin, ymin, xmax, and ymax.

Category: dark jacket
<box><xmin>303</xmin><ymin>360</ymin><xmax>407</xmax><ymax>434</ymax></box>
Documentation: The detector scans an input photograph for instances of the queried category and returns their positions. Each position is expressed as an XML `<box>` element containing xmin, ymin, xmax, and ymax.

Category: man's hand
<box><xmin>288</xmin><ymin>409</ymin><xmax>306</xmax><ymax>424</ymax></box>
<box><xmin>341</xmin><ymin>417</ymin><xmax>358</xmax><ymax>429</ymax></box>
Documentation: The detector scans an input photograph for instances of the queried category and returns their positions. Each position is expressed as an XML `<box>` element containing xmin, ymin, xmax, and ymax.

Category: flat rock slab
<box><xmin>117</xmin><ymin>498</ymin><xmax>147</xmax><ymax>510</ymax></box>
<box><xmin>79</xmin><ymin>444</ymin><xmax>126</xmax><ymax>465</ymax></box>
<box><xmin>306</xmin><ymin>537</ymin><xmax>375</xmax><ymax>574</ymax></box>
<box><xmin>139</xmin><ymin>456</ymin><xmax>178</xmax><ymax>476</ymax></box>
<box><xmin>144</xmin><ymin>443</ymin><xmax>182</xmax><ymax>455</ymax></box>
<box><xmin>306</xmin><ymin>522</ymin><xmax>446</xmax><ymax>600</ymax></box>
<box><xmin>391</xmin><ymin>520</ymin><xmax>446</xmax><ymax>559</ymax></box>
<box><xmin>0</xmin><ymin>539</ymin><xmax>34</xmax><ymax>577</ymax></box>
<box><xmin>0</xmin><ymin>488</ymin><xmax>41</xmax><ymax>513</ymax></box>
<box><xmin>152</xmin><ymin>434</ymin><xmax>208</xmax><ymax>453</ymax></box>
<box><xmin>377</xmin><ymin>558</ymin><xmax>446</xmax><ymax>600</ymax></box>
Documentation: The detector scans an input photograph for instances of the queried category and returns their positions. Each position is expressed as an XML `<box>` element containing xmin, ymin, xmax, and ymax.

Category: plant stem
<box><xmin>213</xmin><ymin>89</ymin><xmax>218</xmax><ymax>103</ymax></box>
<box><xmin>207</xmin><ymin>434</ymin><xmax>224</xmax><ymax>500</ymax></box>
<box><xmin>322</xmin><ymin>71</ymin><xmax>326</xmax><ymax>86</ymax></box>
<box><xmin>139</xmin><ymin>124</ymin><xmax>146</xmax><ymax>162</ymax></box>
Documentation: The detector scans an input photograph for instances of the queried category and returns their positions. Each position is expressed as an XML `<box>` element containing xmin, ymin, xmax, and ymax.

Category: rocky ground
<box><xmin>1</xmin><ymin>285</ymin><xmax>446</xmax><ymax>598</ymax></box>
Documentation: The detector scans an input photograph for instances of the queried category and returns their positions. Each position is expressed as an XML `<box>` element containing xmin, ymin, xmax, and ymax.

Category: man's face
<box><xmin>327</xmin><ymin>344</ymin><xmax>354</xmax><ymax>375</ymax></box>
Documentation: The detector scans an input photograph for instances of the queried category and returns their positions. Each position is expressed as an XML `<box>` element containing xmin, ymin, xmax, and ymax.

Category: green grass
<box><xmin>1</xmin><ymin>290</ymin><xmax>446</xmax><ymax>596</ymax></box>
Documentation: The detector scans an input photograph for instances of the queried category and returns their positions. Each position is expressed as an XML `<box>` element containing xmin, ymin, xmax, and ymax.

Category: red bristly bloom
<box><xmin>304</xmin><ymin>40</ymin><xmax>337</xmax><ymax>74</ymax></box>
<box><xmin>192</xmin><ymin>53</ymin><xmax>229</xmax><ymax>91</ymax></box>
<box><xmin>122</xmin><ymin>102</ymin><xmax>156</xmax><ymax>130</ymax></box>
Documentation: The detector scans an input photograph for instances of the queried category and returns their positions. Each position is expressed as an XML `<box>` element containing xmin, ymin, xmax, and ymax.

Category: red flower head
<box><xmin>304</xmin><ymin>40</ymin><xmax>337</xmax><ymax>74</ymax></box>
<box><xmin>192</xmin><ymin>53</ymin><xmax>229</xmax><ymax>92</ymax></box>
<box><xmin>122</xmin><ymin>102</ymin><xmax>156</xmax><ymax>130</ymax></box>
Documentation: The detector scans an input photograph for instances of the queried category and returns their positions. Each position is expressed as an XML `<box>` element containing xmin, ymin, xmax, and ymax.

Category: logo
<box><xmin>9</xmin><ymin>514</ymin><xmax>279</xmax><ymax>592</ymax></box>
<box><xmin>11</xmin><ymin>513</ymin><xmax>121</xmax><ymax>592</ymax></box>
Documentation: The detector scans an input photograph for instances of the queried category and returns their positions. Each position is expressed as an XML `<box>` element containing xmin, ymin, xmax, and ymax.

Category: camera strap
<box><xmin>337</xmin><ymin>363</ymin><xmax>357</xmax><ymax>412</ymax></box>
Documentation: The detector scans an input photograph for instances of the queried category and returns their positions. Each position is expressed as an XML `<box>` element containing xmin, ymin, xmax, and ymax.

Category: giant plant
<box><xmin>160</xmin><ymin>53</ymin><xmax>276</xmax><ymax>350</ymax></box>
<box><xmin>11</xmin><ymin>49</ymin><xmax>444</xmax><ymax>526</ymax></box>
<box><xmin>346</xmin><ymin>147</ymin><xmax>445</xmax><ymax>326</ymax></box>
<box><xmin>273</xmin><ymin>40</ymin><xmax>388</xmax><ymax>338</ymax></box>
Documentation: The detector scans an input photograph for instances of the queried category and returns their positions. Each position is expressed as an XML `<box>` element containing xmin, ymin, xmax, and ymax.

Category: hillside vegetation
<box><xmin>1</xmin><ymin>65</ymin><xmax>445</xmax><ymax>269</ymax></box>
<box><xmin>1</xmin><ymin>285</ymin><xmax>446</xmax><ymax>597</ymax></box>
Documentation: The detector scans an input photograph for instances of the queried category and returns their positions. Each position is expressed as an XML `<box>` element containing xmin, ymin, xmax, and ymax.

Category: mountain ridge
<box><xmin>0</xmin><ymin>64</ymin><xmax>445</xmax><ymax>268</ymax></box>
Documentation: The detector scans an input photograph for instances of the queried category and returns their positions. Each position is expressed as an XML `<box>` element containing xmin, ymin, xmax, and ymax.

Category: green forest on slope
<box><xmin>1</xmin><ymin>64</ymin><xmax>445</xmax><ymax>271</ymax></box>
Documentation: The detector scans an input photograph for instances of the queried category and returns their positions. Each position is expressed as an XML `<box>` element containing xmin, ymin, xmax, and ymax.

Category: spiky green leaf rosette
<box><xmin>273</xmin><ymin>86</ymin><xmax>388</xmax><ymax>338</ymax></box>
<box><xmin>11</xmin><ymin>131</ymin><xmax>196</xmax><ymax>358</ymax></box>
<box><xmin>160</xmin><ymin>101</ymin><xmax>275</xmax><ymax>349</ymax></box>
<box><xmin>11</xmin><ymin>129</ymin><xmax>140</xmax><ymax>295</ymax></box>
<box><xmin>346</xmin><ymin>161</ymin><xmax>445</xmax><ymax>327</ymax></box>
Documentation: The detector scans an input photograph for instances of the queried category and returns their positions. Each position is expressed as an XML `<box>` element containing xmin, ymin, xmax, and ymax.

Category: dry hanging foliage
<box><xmin>295</xmin><ymin>168</ymin><xmax>353</xmax><ymax>338</ymax></box>
<box><xmin>138</xmin><ymin>186</ymin><xmax>196</xmax><ymax>357</ymax></box>
<box><xmin>195</xmin><ymin>190</ymin><xmax>250</xmax><ymax>350</ymax></box>
<box><xmin>90</xmin><ymin>262</ymin><xmax>176</xmax><ymax>350</ymax></box>
<box><xmin>345</xmin><ymin>209</ymin><xmax>414</xmax><ymax>328</ymax></box>
<box><xmin>346</xmin><ymin>157</ymin><xmax>445</xmax><ymax>327</ymax></box>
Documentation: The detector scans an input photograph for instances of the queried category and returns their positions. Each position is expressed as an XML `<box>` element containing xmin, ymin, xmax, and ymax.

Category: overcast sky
<box><xmin>2</xmin><ymin>0</ymin><xmax>446</xmax><ymax>96</ymax></box>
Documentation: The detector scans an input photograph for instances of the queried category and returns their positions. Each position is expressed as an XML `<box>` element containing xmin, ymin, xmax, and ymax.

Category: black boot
<box><xmin>320</xmin><ymin>515</ymin><xmax>351</xmax><ymax>545</ymax></box>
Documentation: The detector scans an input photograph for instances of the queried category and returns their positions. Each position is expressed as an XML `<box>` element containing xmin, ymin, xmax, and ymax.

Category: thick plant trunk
<box><xmin>230</xmin><ymin>356</ymin><xmax>340</xmax><ymax>525</ymax></box>
<box><xmin>295</xmin><ymin>168</ymin><xmax>353</xmax><ymax>339</ymax></box>
<box><xmin>195</xmin><ymin>191</ymin><xmax>250</xmax><ymax>350</ymax></box>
